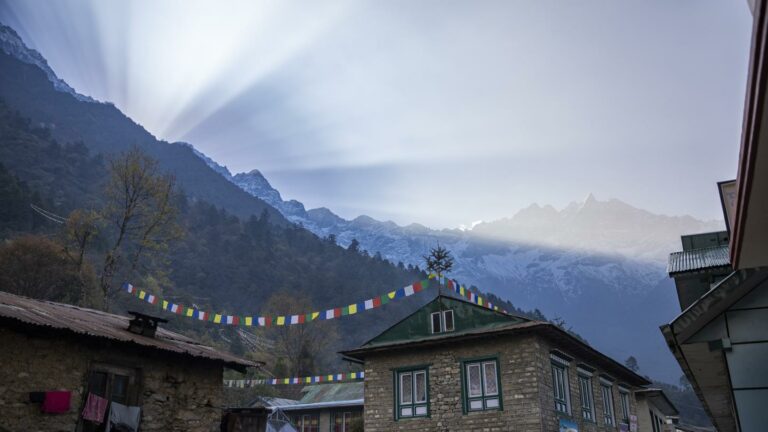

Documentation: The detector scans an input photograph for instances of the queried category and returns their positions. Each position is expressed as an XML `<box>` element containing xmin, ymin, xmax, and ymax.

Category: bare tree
<box><xmin>424</xmin><ymin>244</ymin><xmax>454</xmax><ymax>278</ymax></box>
<box><xmin>262</xmin><ymin>291</ymin><xmax>338</xmax><ymax>378</ymax></box>
<box><xmin>98</xmin><ymin>147</ymin><xmax>181</xmax><ymax>306</ymax></box>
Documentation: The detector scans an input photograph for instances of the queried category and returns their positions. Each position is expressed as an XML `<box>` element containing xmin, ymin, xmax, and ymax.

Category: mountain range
<box><xmin>196</xmin><ymin>133</ymin><xmax>722</xmax><ymax>384</ymax></box>
<box><xmin>0</xmin><ymin>21</ymin><xmax>724</xmax><ymax>385</ymax></box>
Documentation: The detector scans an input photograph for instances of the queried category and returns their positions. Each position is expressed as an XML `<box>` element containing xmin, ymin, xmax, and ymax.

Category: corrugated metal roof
<box><xmin>667</xmin><ymin>245</ymin><xmax>731</xmax><ymax>274</ymax></box>
<box><xmin>275</xmin><ymin>399</ymin><xmax>364</xmax><ymax>411</ymax></box>
<box><xmin>298</xmin><ymin>382</ymin><xmax>363</xmax><ymax>404</ymax></box>
<box><xmin>0</xmin><ymin>290</ymin><xmax>260</xmax><ymax>370</ymax></box>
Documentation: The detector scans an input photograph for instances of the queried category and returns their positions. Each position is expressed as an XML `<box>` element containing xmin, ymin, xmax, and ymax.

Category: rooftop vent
<box><xmin>127</xmin><ymin>311</ymin><xmax>167</xmax><ymax>338</ymax></box>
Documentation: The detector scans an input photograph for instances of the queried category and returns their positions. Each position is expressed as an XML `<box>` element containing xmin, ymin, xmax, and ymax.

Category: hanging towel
<box><xmin>81</xmin><ymin>392</ymin><xmax>108</xmax><ymax>423</ymax></box>
<box><xmin>105</xmin><ymin>402</ymin><xmax>141</xmax><ymax>432</ymax></box>
<box><xmin>41</xmin><ymin>391</ymin><xmax>71</xmax><ymax>413</ymax></box>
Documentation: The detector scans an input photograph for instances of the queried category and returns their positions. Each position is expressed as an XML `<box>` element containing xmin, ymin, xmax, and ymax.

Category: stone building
<box><xmin>342</xmin><ymin>294</ymin><xmax>650</xmax><ymax>432</ymax></box>
<box><xmin>0</xmin><ymin>290</ymin><xmax>260</xmax><ymax>432</ymax></box>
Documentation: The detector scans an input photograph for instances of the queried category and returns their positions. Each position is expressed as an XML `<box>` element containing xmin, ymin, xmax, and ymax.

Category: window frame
<box><xmin>600</xmin><ymin>378</ymin><xmax>616</xmax><ymax>426</ymax></box>
<box><xmin>618</xmin><ymin>386</ymin><xmax>630</xmax><ymax>424</ymax></box>
<box><xmin>298</xmin><ymin>413</ymin><xmax>319</xmax><ymax>432</ymax></box>
<box><xmin>550</xmin><ymin>355</ymin><xmax>572</xmax><ymax>415</ymax></box>
<box><xmin>460</xmin><ymin>356</ymin><xmax>503</xmax><ymax>414</ymax></box>
<box><xmin>577</xmin><ymin>368</ymin><xmax>595</xmax><ymax>422</ymax></box>
<box><xmin>393</xmin><ymin>365</ymin><xmax>430</xmax><ymax>420</ymax></box>
<box><xmin>443</xmin><ymin>309</ymin><xmax>455</xmax><ymax>332</ymax></box>
<box><xmin>430</xmin><ymin>309</ymin><xmax>455</xmax><ymax>334</ymax></box>
<box><xmin>77</xmin><ymin>363</ymin><xmax>142</xmax><ymax>432</ymax></box>
<box><xmin>430</xmin><ymin>311</ymin><xmax>442</xmax><ymax>333</ymax></box>
<box><xmin>332</xmin><ymin>411</ymin><xmax>359</xmax><ymax>432</ymax></box>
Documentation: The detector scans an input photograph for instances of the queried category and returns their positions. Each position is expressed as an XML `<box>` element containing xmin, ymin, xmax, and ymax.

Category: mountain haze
<box><xmin>202</xmin><ymin>158</ymin><xmax>722</xmax><ymax>382</ymax></box>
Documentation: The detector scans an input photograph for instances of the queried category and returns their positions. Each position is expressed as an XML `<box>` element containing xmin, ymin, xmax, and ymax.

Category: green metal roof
<box><xmin>298</xmin><ymin>382</ymin><xmax>364</xmax><ymax>404</ymax></box>
<box><xmin>361</xmin><ymin>295</ymin><xmax>527</xmax><ymax>349</ymax></box>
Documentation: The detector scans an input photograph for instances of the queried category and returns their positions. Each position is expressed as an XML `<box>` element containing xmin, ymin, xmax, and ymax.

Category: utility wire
<box><xmin>30</xmin><ymin>204</ymin><xmax>67</xmax><ymax>224</ymax></box>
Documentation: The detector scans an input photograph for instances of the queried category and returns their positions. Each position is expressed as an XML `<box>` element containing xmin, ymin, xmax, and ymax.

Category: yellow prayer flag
<box><xmin>213</xmin><ymin>314</ymin><xmax>222</xmax><ymax>324</ymax></box>
<box><xmin>276</xmin><ymin>316</ymin><xmax>286</xmax><ymax>326</ymax></box>
<box><xmin>387</xmin><ymin>291</ymin><xmax>396</xmax><ymax>299</ymax></box>
<box><xmin>311</xmin><ymin>312</ymin><xmax>319</xmax><ymax>320</ymax></box>
<box><xmin>245</xmin><ymin>317</ymin><xmax>253</xmax><ymax>326</ymax></box>
<box><xmin>162</xmin><ymin>300</ymin><xmax>168</xmax><ymax>309</ymax></box>
<box><xmin>348</xmin><ymin>304</ymin><xmax>358</xmax><ymax>315</ymax></box>
<box><xmin>139</xmin><ymin>291</ymin><xmax>146</xmax><ymax>300</ymax></box>
<box><xmin>283</xmin><ymin>378</ymin><xmax>290</xmax><ymax>385</ymax></box>
<box><xmin>186</xmin><ymin>308</ymin><xmax>194</xmax><ymax>317</ymax></box>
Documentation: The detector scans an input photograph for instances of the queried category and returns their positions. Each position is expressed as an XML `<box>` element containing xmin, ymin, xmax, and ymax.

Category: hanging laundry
<box><xmin>41</xmin><ymin>391</ymin><xmax>71</xmax><ymax>413</ymax></box>
<box><xmin>105</xmin><ymin>402</ymin><xmax>141</xmax><ymax>432</ymax></box>
<box><xmin>81</xmin><ymin>392</ymin><xmax>108</xmax><ymax>423</ymax></box>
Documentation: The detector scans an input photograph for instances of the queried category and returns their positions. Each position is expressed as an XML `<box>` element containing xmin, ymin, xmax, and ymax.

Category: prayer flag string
<box><xmin>121</xmin><ymin>277</ymin><xmax>433</xmax><ymax>326</ymax></box>
<box><xmin>225</xmin><ymin>371</ymin><xmax>364</xmax><ymax>387</ymax></box>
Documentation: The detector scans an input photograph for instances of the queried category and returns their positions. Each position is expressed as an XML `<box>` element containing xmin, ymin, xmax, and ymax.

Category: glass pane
<box><xmin>415</xmin><ymin>371</ymin><xmax>426</xmax><ymax>403</ymax></box>
<box><xmin>483</xmin><ymin>362</ymin><xmax>498</xmax><ymax>396</ymax></box>
<box><xmin>485</xmin><ymin>398</ymin><xmax>499</xmax><ymax>408</ymax></box>
<box><xmin>415</xmin><ymin>405</ymin><xmax>427</xmax><ymax>415</ymax></box>
<box><xmin>444</xmin><ymin>310</ymin><xmax>454</xmax><ymax>331</ymax></box>
<box><xmin>431</xmin><ymin>312</ymin><xmax>442</xmax><ymax>333</ymax></box>
<box><xmin>400</xmin><ymin>372</ymin><xmax>412</xmax><ymax>404</ymax></box>
<box><xmin>469</xmin><ymin>399</ymin><xmax>483</xmax><ymax>410</ymax></box>
<box><xmin>88</xmin><ymin>371</ymin><xmax>108</xmax><ymax>397</ymax></box>
<box><xmin>401</xmin><ymin>407</ymin><xmax>413</xmax><ymax>417</ymax></box>
<box><xmin>467</xmin><ymin>364</ymin><xmax>482</xmax><ymax>397</ymax></box>
<box><xmin>111</xmin><ymin>374</ymin><xmax>129</xmax><ymax>404</ymax></box>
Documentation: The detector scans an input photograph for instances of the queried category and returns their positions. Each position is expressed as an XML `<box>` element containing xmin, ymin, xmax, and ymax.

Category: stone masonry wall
<box><xmin>0</xmin><ymin>325</ymin><xmax>224</xmax><ymax>432</ymax></box>
<box><xmin>364</xmin><ymin>332</ymin><xmax>641</xmax><ymax>432</ymax></box>
<box><xmin>537</xmin><ymin>338</ymin><xmax>639</xmax><ymax>432</ymax></box>
<box><xmin>364</xmin><ymin>333</ymin><xmax>545</xmax><ymax>432</ymax></box>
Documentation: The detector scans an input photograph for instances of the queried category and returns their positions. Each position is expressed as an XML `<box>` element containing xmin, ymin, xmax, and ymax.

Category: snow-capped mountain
<box><xmin>193</xmin><ymin>148</ymin><xmax>722</xmax><ymax>382</ymax></box>
<box><xmin>0</xmin><ymin>24</ymin><xmax>94</xmax><ymax>103</ymax></box>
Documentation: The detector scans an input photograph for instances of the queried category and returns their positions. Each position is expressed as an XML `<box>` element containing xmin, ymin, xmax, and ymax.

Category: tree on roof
<box><xmin>424</xmin><ymin>244</ymin><xmax>454</xmax><ymax>278</ymax></box>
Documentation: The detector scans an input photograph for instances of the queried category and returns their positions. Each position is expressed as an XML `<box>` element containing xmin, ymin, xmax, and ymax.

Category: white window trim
<box><xmin>443</xmin><ymin>310</ymin><xmax>455</xmax><ymax>332</ymax></box>
<box><xmin>576</xmin><ymin>366</ymin><xmax>594</xmax><ymax>377</ymax></box>
<box><xmin>601</xmin><ymin>382</ymin><xmax>616</xmax><ymax>426</ymax></box>
<box><xmin>430</xmin><ymin>311</ymin><xmax>442</xmax><ymax>333</ymax></box>
<box><xmin>467</xmin><ymin>363</ymin><xmax>483</xmax><ymax>397</ymax></box>
<box><xmin>482</xmin><ymin>361</ymin><xmax>499</xmax><ymax>396</ymax></box>
<box><xmin>414</xmin><ymin>371</ymin><xmax>427</xmax><ymax>403</ymax></box>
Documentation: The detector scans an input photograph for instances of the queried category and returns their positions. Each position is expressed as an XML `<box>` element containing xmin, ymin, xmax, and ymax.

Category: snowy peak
<box><xmin>0</xmin><ymin>23</ymin><xmax>94</xmax><ymax>103</ymax></box>
<box><xmin>232</xmin><ymin>170</ymin><xmax>289</xmax><ymax>214</ymax></box>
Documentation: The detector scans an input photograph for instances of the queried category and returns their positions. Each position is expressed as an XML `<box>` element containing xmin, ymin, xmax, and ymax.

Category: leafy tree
<box><xmin>98</xmin><ymin>147</ymin><xmax>182</xmax><ymax>306</ymax></box>
<box><xmin>347</xmin><ymin>238</ymin><xmax>360</xmax><ymax>253</ymax></box>
<box><xmin>0</xmin><ymin>234</ymin><xmax>100</xmax><ymax>307</ymax></box>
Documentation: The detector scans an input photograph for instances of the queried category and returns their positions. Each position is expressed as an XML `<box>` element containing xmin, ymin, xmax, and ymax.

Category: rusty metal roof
<box><xmin>667</xmin><ymin>245</ymin><xmax>730</xmax><ymax>275</ymax></box>
<box><xmin>0</xmin><ymin>290</ymin><xmax>260</xmax><ymax>370</ymax></box>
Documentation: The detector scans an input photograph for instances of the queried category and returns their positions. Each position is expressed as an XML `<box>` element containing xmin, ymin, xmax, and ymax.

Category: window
<box><xmin>431</xmin><ymin>312</ymin><xmax>442</xmax><ymax>333</ymax></box>
<box><xmin>333</xmin><ymin>412</ymin><xmax>360</xmax><ymax>432</ymax></box>
<box><xmin>296</xmin><ymin>414</ymin><xmax>319</xmax><ymax>432</ymax></box>
<box><xmin>552</xmin><ymin>362</ymin><xmax>570</xmax><ymax>414</ymax></box>
<box><xmin>601</xmin><ymin>380</ymin><xmax>615</xmax><ymax>426</ymax></box>
<box><xmin>395</xmin><ymin>368</ymin><xmax>429</xmax><ymax>419</ymax></box>
<box><xmin>430</xmin><ymin>310</ymin><xmax>455</xmax><ymax>333</ymax></box>
<box><xmin>462</xmin><ymin>358</ymin><xmax>501</xmax><ymax>412</ymax></box>
<box><xmin>619</xmin><ymin>387</ymin><xmax>630</xmax><ymax>423</ymax></box>
<box><xmin>443</xmin><ymin>310</ymin><xmax>454</xmax><ymax>331</ymax></box>
<box><xmin>78</xmin><ymin>364</ymin><xmax>140</xmax><ymax>432</ymax></box>
<box><xmin>578</xmin><ymin>374</ymin><xmax>595</xmax><ymax>421</ymax></box>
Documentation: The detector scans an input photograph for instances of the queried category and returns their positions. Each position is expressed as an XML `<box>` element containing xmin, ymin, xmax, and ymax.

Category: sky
<box><xmin>0</xmin><ymin>0</ymin><xmax>754</xmax><ymax>228</ymax></box>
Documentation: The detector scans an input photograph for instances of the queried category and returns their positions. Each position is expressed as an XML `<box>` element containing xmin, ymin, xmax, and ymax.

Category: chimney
<box><xmin>127</xmin><ymin>311</ymin><xmax>167</xmax><ymax>338</ymax></box>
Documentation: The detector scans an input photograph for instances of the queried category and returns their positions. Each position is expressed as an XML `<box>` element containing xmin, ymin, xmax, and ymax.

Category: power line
<box><xmin>30</xmin><ymin>204</ymin><xmax>67</xmax><ymax>224</ymax></box>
